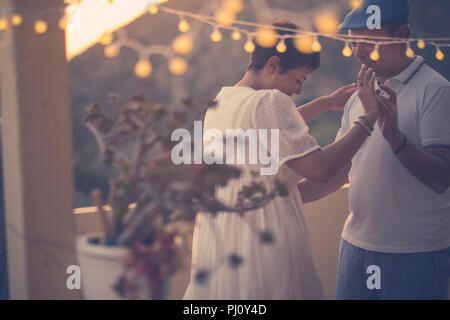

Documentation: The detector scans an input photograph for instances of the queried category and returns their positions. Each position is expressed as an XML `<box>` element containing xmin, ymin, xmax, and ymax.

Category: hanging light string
<box><xmin>157</xmin><ymin>5</ymin><xmax>450</xmax><ymax>47</ymax></box>
<box><xmin>0</xmin><ymin>0</ymin><xmax>80</xmax><ymax>33</ymax></box>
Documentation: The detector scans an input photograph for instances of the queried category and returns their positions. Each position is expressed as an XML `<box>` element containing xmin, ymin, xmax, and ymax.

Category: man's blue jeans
<box><xmin>336</xmin><ymin>239</ymin><xmax>450</xmax><ymax>300</ymax></box>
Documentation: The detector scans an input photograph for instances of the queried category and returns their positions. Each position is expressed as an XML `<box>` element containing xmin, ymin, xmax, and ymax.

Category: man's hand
<box><xmin>376</xmin><ymin>85</ymin><xmax>404</xmax><ymax>150</ymax></box>
<box><xmin>357</xmin><ymin>64</ymin><xmax>379</xmax><ymax>123</ymax></box>
<box><xmin>327</xmin><ymin>83</ymin><xmax>357</xmax><ymax>111</ymax></box>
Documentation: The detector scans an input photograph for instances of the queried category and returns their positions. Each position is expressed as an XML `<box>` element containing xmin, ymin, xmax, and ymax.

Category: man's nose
<box><xmin>295</xmin><ymin>84</ymin><xmax>303</xmax><ymax>95</ymax></box>
<box><xmin>353</xmin><ymin>43</ymin><xmax>371</xmax><ymax>60</ymax></box>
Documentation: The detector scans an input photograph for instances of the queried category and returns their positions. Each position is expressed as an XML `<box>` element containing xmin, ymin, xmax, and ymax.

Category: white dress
<box><xmin>183</xmin><ymin>87</ymin><xmax>325</xmax><ymax>299</ymax></box>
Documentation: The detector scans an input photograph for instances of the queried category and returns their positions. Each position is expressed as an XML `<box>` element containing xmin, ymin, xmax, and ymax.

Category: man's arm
<box><xmin>298</xmin><ymin>162</ymin><xmax>351</xmax><ymax>203</ymax></box>
<box><xmin>297</xmin><ymin>83</ymin><xmax>356</xmax><ymax>123</ymax></box>
<box><xmin>378</xmin><ymin>85</ymin><xmax>450</xmax><ymax>193</ymax></box>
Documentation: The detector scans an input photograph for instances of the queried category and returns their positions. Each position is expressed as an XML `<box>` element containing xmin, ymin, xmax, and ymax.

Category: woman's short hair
<box><xmin>247</xmin><ymin>20</ymin><xmax>320</xmax><ymax>74</ymax></box>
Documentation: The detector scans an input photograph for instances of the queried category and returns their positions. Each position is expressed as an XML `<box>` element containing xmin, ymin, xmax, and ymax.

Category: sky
<box><xmin>65</xmin><ymin>0</ymin><xmax>158</xmax><ymax>60</ymax></box>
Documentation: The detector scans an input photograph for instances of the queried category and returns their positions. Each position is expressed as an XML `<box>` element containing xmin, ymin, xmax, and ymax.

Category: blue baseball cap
<box><xmin>339</xmin><ymin>0</ymin><xmax>410</xmax><ymax>31</ymax></box>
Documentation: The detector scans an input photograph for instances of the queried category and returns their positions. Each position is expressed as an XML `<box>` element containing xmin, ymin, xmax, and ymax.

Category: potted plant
<box><xmin>77</xmin><ymin>94</ymin><xmax>288</xmax><ymax>299</ymax></box>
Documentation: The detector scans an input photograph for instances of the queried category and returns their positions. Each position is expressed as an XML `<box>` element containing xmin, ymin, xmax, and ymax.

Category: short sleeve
<box><xmin>420</xmin><ymin>85</ymin><xmax>450</xmax><ymax>148</ymax></box>
<box><xmin>335</xmin><ymin>92</ymin><xmax>357</xmax><ymax>141</ymax></box>
<box><xmin>252</xmin><ymin>90</ymin><xmax>320</xmax><ymax>172</ymax></box>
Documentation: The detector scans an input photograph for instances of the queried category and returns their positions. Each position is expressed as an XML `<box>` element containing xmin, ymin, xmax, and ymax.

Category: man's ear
<box><xmin>266</xmin><ymin>56</ymin><xmax>281</xmax><ymax>75</ymax></box>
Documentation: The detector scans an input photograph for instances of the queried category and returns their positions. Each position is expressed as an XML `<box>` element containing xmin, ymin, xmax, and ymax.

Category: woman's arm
<box><xmin>297</xmin><ymin>83</ymin><xmax>356</xmax><ymax>123</ymax></box>
<box><xmin>297</xmin><ymin>162</ymin><xmax>350</xmax><ymax>203</ymax></box>
<box><xmin>289</xmin><ymin>65</ymin><xmax>379</xmax><ymax>183</ymax></box>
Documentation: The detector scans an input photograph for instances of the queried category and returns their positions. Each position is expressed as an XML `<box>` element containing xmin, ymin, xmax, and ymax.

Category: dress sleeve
<box><xmin>251</xmin><ymin>90</ymin><xmax>320</xmax><ymax>175</ymax></box>
<box><xmin>420</xmin><ymin>85</ymin><xmax>450</xmax><ymax>148</ymax></box>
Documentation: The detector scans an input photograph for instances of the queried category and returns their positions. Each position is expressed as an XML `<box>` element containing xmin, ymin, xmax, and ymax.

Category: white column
<box><xmin>0</xmin><ymin>0</ymin><xmax>80</xmax><ymax>299</ymax></box>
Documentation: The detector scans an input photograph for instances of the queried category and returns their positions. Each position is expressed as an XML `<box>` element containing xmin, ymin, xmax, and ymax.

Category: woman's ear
<box><xmin>266</xmin><ymin>56</ymin><xmax>281</xmax><ymax>74</ymax></box>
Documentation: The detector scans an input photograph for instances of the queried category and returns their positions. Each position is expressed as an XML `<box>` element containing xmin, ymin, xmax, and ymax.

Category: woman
<box><xmin>183</xmin><ymin>20</ymin><xmax>379</xmax><ymax>299</ymax></box>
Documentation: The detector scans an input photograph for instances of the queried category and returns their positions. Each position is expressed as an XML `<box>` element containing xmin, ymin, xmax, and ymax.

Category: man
<box><xmin>298</xmin><ymin>0</ymin><xmax>450</xmax><ymax>299</ymax></box>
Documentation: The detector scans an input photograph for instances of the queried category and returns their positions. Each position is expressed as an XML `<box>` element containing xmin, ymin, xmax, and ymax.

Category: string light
<box><xmin>0</xmin><ymin>18</ymin><xmax>8</xmax><ymax>30</ymax></box>
<box><xmin>276</xmin><ymin>39</ymin><xmax>287</xmax><ymax>53</ymax></box>
<box><xmin>244</xmin><ymin>37</ymin><xmax>255</xmax><ymax>53</ymax></box>
<box><xmin>231</xmin><ymin>29</ymin><xmax>242</xmax><ymax>41</ymax></box>
<box><xmin>210</xmin><ymin>27</ymin><xmax>222</xmax><ymax>42</ymax></box>
<box><xmin>370</xmin><ymin>44</ymin><xmax>380</xmax><ymax>61</ymax></box>
<box><xmin>104</xmin><ymin>44</ymin><xmax>120</xmax><ymax>58</ymax></box>
<box><xmin>312</xmin><ymin>36</ymin><xmax>322</xmax><ymax>52</ymax></box>
<box><xmin>134</xmin><ymin>59</ymin><xmax>152</xmax><ymax>78</ymax></box>
<box><xmin>148</xmin><ymin>4</ymin><xmax>159</xmax><ymax>15</ymax></box>
<box><xmin>405</xmin><ymin>42</ymin><xmax>414</xmax><ymax>58</ymax></box>
<box><xmin>172</xmin><ymin>34</ymin><xmax>193</xmax><ymax>55</ymax></box>
<box><xmin>350</xmin><ymin>0</ymin><xmax>363</xmax><ymax>10</ymax></box>
<box><xmin>255</xmin><ymin>26</ymin><xmax>277</xmax><ymax>48</ymax></box>
<box><xmin>294</xmin><ymin>35</ymin><xmax>314</xmax><ymax>54</ymax></box>
<box><xmin>215</xmin><ymin>9</ymin><xmax>235</xmax><ymax>27</ymax></box>
<box><xmin>222</xmin><ymin>0</ymin><xmax>244</xmax><ymax>14</ymax></box>
<box><xmin>314</xmin><ymin>12</ymin><xmax>339</xmax><ymax>34</ymax></box>
<box><xmin>435</xmin><ymin>45</ymin><xmax>444</xmax><ymax>61</ymax></box>
<box><xmin>58</xmin><ymin>17</ymin><xmax>67</xmax><ymax>30</ymax></box>
<box><xmin>34</xmin><ymin>20</ymin><xmax>48</xmax><ymax>34</ymax></box>
<box><xmin>169</xmin><ymin>57</ymin><xmax>188</xmax><ymax>75</ymax></box>
<box><xmin>417</xmin><ymin>39</ymin><xmax>426</xmax><ymax>49</ymax></box>
<box><xmin>178</xmin><ymin>16</ymin><xmax>190</xmax><ymax>33</ymax></box>
<box><xmin>11</xmin><ymin>14</ymin><xmax>23</xmax><ymax>26</ymax></box>
<box><xmin>100</xmin><ymin>32</ymin><xmax>114</xmax><ymax>45</ymax></box>
<box><xmin>342</xmin><ymin>42</ymin><xmax>352</xmax><ymax>57</ymax></box>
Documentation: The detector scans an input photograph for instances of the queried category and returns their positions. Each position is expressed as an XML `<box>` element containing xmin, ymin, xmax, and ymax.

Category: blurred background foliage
<box><xmin>69</xmin><ymin>0</ymin><xmax>450</xmax><ymax>207</ymax></box>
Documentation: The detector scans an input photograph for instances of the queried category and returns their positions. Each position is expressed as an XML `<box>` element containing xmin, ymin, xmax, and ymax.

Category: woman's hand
<box><xmin>327</xmin><ymin>83</ymin><xmax>357</xmax><ymax>111</ymax></box>
<box><xmin>357</xmin><ymin>64</ymin><xmax>379</xmax><ymax>124</ymax></box>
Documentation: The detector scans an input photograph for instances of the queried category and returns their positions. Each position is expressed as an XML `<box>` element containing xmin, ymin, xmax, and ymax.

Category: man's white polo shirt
<box><xmin>337</xmin><ymin>56</ymin><xmax>450</xmax><ymax>253</ymax></box>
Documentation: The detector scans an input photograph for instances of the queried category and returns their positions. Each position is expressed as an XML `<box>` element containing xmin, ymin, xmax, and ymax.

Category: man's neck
<box><xmin>378</xmin><ymin>56</ymin><xmax>415</xmax><ymax>83</ymax></box>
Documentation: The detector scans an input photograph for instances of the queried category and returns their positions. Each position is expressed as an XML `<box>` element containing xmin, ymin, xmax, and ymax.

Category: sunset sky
<box><xmin>66</xmin><ymin>0</ymin><xmax>159</xmax><ymax>60</ymax></box>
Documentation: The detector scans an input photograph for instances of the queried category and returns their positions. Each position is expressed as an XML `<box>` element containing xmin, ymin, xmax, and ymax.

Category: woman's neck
<box><xmin>235</xmin><ymin>71</ymin><xmax>265</xmax><ymax>90</ymax></box>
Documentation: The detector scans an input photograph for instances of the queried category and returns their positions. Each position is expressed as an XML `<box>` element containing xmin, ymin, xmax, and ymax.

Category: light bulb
<box><xmin>314</xmin><ymin>12</ymin><xmax>339</xmax><ymax>34</ymax></box>
<box><xmin>100</xmin><ymin>32</ymin><xmax>114</xmax><ymax>45</ymax></box>
<box><xmin>178</xmin><ymin>17</ymin><xmax>190</xmax><ymax>33</ymax></box>
<box><xmin>210</xmin><ymin>28</ymin><xmax>222</xmax><ymax>42</ymax></box>
<box><xmin>104</xmin><ymin>44</ymin><xmax>120</xmax><ymax>58</ymax></box>
<box><xmin>169</xmin><ymin>57</ymin><xmax>188</xmax><ymax>76</ymax></box>
<box><xmin>276</xmin><ymin>39</ymin><xmax>287</xmax><ymax>53</ymax></box>
<box><xmin>134</xmin><ymin>59</ymin><xmax>152</xmax><ymax>78</ymax></box>
<box><xmin>215</xmin><ymin>10</ymin><xmax>235</xmax><ymax>27</ymax></box>
<box><xmin>312</xmin><ymin>37</ymin><xmax>322</xmax><ymax>52</ymax></box>
<box><xmin>350</xmin><ymin>0</ymin><xmax>362</xmax><ymax>10</ymax></box>
<box><xmin>223</xmin><ymin>0</ymin><xmax>244</xmax><ymax>14</ymax></box>
<box><xmin>435</xmin><ymin>47</ymin><xmax>444</xmax><ymax>61</ymax></box>
<box><xmin>294</xmin><ymin>35</ymin><xmax>314</xmax><ymax>54</ymax></box>
<box><xmin>11</xmin><ymin>14</ymin><xmax>22</xmax><ymax>26</ymax></box>
<box><xmin>172</xmin><ymin>34</ymin><xmax>193</xmax><ymax>55</ymax></box>
<box><xmin>35</xmin><ymin>20</ymin><xmax>48</xmax><ymax>34</ymax></box>
<box><xmin>148</xmin><ymin>4</ymin><xmax>159</xmax><ymax>15</ymax></box>
<box><xmin>405</xmin><ymin>43</ymin><xmax>414</xmax><ymax>58</ymax></box>
<box><xmin>255</xmin><ymin>27</ymin><xmax>277</xmax><ymax>48</ymax></box>
<box><xmin>58</xmin><ymin>18</ymin><xmax>67</xmax><ymax>30</ymax></box>
<box><xmin>417</xmin><ymin>39</ymin><xmax>426</xmax><ymax>49</ymax></box>
<box><xmin>231</xmin><ymin>29</ymin><xmax>242</xmax><ymax>41</ymax></box>
<box><xmin>0</xmin><ymin>17</ymin><xmax>8</xmax><ymax>30</ymax></box>
<box><xmin>244</xmin><ymin>39</ymin><xmax>255</xmax><ymax>53</ymax></box>
<box><xmin>370</xmin><ymin>45</ymin><xmax>380</xmax><ymax>61</ymax></box>
<box><xmin>342</xmin><ymin>42</ymin><xmax>352</xmax><ymax>57</ymax></box>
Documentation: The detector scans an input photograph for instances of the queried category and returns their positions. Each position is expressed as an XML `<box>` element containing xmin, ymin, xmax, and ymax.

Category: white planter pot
<box><xmin>76</xmin><ymin>233</ymin><xmax>170</xmax><ymax>300</ymax></box>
